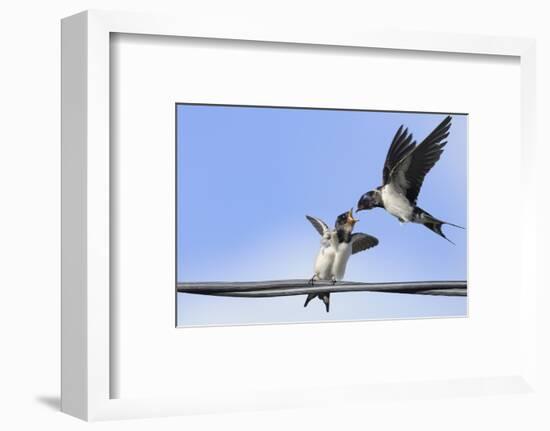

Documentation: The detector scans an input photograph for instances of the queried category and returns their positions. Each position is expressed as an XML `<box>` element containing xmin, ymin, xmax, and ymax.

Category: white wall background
<box><xmin>0</xmin><ymin>0</ymin><xmax>548</xmax><ymax>430</ymax></box>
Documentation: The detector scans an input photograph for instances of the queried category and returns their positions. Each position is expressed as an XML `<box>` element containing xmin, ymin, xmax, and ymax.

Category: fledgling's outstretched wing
<box><xmin>387</xmin><ymin>115</ymin><xmax>452</xmax><ymax>204</ymax></box>
<box><xmin>305</xmin><ymin>215</ymin><xmax>329</xmax><ymax>236</ymax></box>
<box><xmin>351</xmin><ymin>233</ymin><xmax>379</xmax><ymax>254</ymax></box>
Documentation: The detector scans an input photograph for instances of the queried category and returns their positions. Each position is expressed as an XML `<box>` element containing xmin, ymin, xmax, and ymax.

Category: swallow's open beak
<box><xmin>347</xmin><ymin>208</ymin><xmax>359</xmax><ymax>225</ymax></box>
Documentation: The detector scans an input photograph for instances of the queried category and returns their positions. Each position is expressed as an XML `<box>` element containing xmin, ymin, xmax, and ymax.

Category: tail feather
<box><xmin>321</xmin><ymin>293</ymin><xmax>330</xmax><ymax>313</ymax></box>
<box><xmin>424</xmin><ymin>221</ymin><xmax>455</xmax><ymax>245</ymax></box>
<box><xmin>443</xmin><ymin>220</ymin><xmax>465</xmax><ymax>230</ymax></box>
<box><xmin>304</xmin><ymin>292</ymin><xmax>331</xmax><ymax>312</ymax></box>
<box><xmin>414</xmin><ymin>207</ymin><xmax>464</xmax><ymax>244</ymax></box>
<box><xmin>304</xmin><ymin>293</ymin><xmax>316</xmax><ymax>308</ymax></box>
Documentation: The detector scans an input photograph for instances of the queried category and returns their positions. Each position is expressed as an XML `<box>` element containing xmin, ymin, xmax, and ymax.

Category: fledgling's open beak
<box><xmin>347</xmin><ymin>208</ymin><xmax>359</xmax><ymax>226</ymax></box>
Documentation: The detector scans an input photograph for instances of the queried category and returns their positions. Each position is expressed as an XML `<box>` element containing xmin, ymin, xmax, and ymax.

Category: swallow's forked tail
<box><xmin>304</xmin><ymin>293</ymin><xmax>316</xmax><ymax>308</ymax></box>
<box><xmin>413</xmin><ymin>207</ymin><xmax>464</xmax><ymax>245</ymax></box>
<box><xmin>304</xmin><ymin>292</ymin><xmax>331</xmax><ymax>312</ymax></box>
<box><xmin>321</xmin><ymin>293</ymin><xmax>330</xmax><ymax>313</ymax></box>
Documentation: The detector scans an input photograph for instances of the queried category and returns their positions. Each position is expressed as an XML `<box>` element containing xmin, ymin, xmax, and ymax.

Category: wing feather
<box><xmin>305</xmin><ymin>215</ymin><xmax>329</xmax><ymax>236</ymax></box>
<box><xmin>351</xmin><ymin>233</ymin><xmax>379</xmax><ymax>254</ymax></box>
<box><xmin>382</xmin><ymin>126</ymin><xmax>417</xmax><ymax>185</ymax></box>
<box><xmin>388</xmin><ymin>115</ymin><xmax>452</xmax><ymax>204</ymax></box>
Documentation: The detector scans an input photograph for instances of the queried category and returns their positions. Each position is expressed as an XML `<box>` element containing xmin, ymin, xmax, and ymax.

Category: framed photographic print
<box><xmin>175</xmin><ymin>104</ymin><xmax>468</xmax><ymax>326</ymax></box>
<box><xmin>61</xmin><ymin>10</ymin><xmax>539</xmax><ymax>421</ymax></box>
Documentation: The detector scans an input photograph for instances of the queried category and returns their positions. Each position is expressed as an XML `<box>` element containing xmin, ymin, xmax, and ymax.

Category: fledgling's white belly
<box><xmin>332</xmin><ymin>242</ymin><xmax>352</xmax><ymax>281</ymax></box>
<box><xmin>314</xmin><ymin>244</ymin><xmax>336</xmax><ymax>280</ymax></box>
<box><xmin>381</xmin><ymin>184</ymin><xmax>414</xmax><ymax>222</ymax></box>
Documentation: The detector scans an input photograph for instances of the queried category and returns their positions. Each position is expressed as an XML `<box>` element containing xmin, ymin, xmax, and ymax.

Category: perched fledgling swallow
<box><xmin>305</xmin><ymin>209</ymin><xmax>379</xmax><ymax>312</ymax></box>
<box><xmin>356</xmin><ymin>115</ymin><xmax>463</xmax><ymax>243</ymax></box>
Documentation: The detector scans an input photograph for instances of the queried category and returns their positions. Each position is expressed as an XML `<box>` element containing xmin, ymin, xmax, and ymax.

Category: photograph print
<box><xmin>176</xmin><ymin>104</ymin><xmax>467</xmax><ymax>327</ymax></box>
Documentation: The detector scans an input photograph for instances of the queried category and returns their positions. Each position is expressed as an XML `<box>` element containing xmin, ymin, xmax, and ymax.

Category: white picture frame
<box><xmin>61</xmin><ymin>9</ymin><xmax>538</xmax><ymax>421</ymax></box>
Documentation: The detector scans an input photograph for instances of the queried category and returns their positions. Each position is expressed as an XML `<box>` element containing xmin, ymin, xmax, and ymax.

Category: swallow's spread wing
<box><xmin>387</xmin><ymin>115</ymin><xmax>452</xmax><ymax>205</ymax></box>
<box><xmin>382</xmin><ymin>125</ymin><xmax>416</xmax><ymax>186</ymax></box>
<box><xmin>351</xmin><ymin>233</ymin><xmax>379</xmax><ymax>254</ymax></box>
<box><xmin>306</xmin><ymin>215</ymin><xmax>330</xmax><ymax>236</ymax></box>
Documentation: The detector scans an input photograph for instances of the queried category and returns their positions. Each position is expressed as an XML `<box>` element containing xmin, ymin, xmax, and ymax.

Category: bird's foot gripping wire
<box><xmin>308</xmin><ymin>276</ymin><xmax>316</xmax><ymax>286</ymax></box>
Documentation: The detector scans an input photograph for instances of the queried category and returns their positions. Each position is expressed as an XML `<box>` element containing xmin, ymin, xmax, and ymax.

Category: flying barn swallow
<box><xmin>356</xmin><ymin>115</ymin><xmax>463</xmax><ymax>243</ymax></box>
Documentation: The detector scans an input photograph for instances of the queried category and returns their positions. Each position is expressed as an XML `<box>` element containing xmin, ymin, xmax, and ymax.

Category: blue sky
<box><xmin>176</xmin><ymin>104</ymin><xmax>467</xmax><ymax>326</ymax></box>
